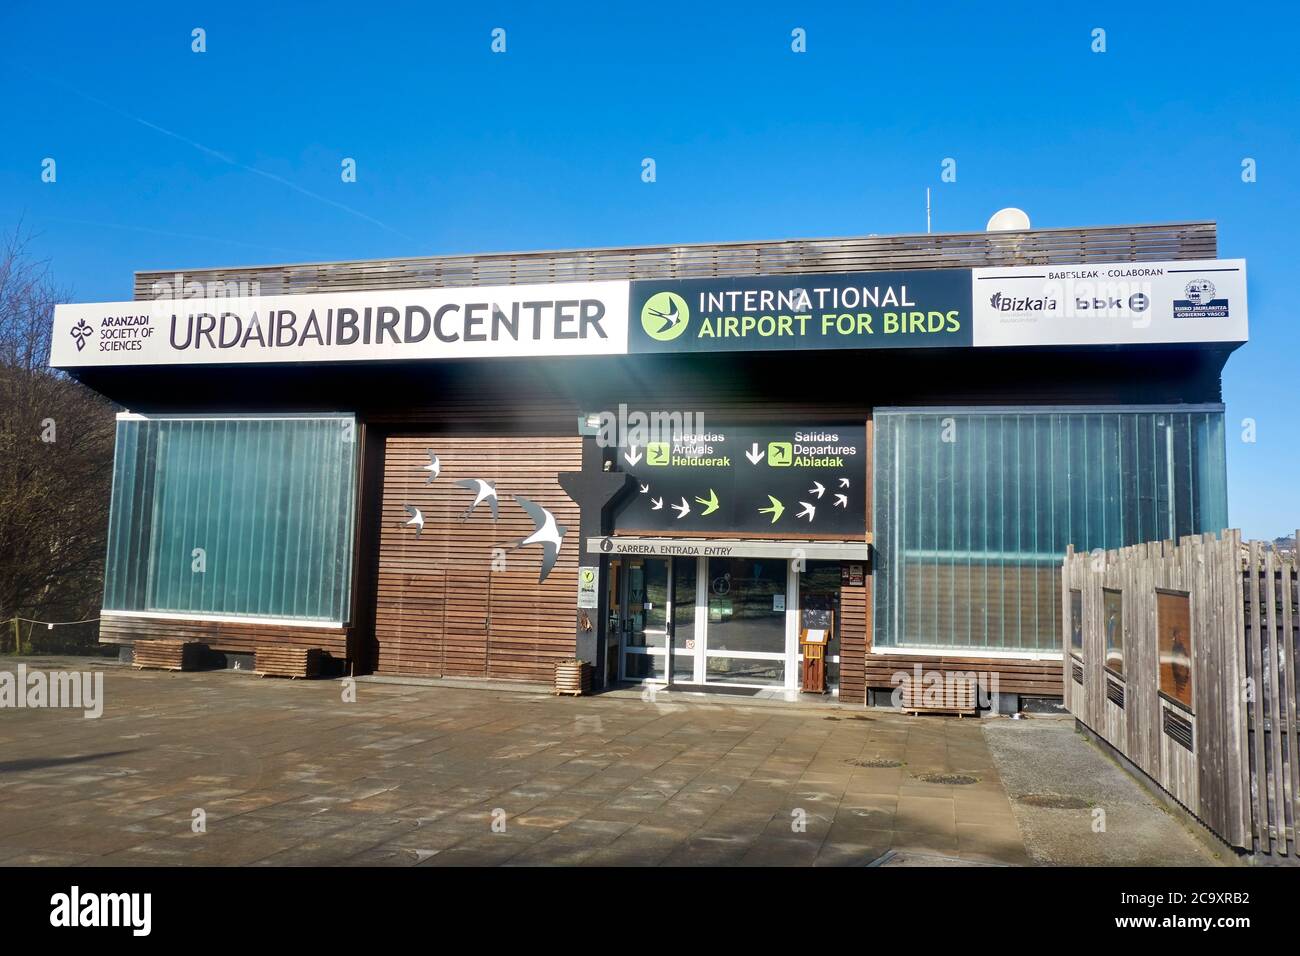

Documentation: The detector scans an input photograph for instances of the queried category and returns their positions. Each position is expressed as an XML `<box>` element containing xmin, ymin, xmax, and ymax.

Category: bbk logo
<box><xmin>1076</xmin><ymin>293</ymin><xmax>1150</xmax><ymax>312</ymax></box>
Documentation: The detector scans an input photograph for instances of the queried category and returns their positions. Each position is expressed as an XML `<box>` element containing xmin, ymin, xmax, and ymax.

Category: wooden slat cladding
<box><xmin>863</xmin><ymin>653</ymin><xmax>1063</xmax><ymax>698</ymax></box>
<box><xmin>98</xmin><ymin>615</ymin><xmax>346</xmax><ymax>657</ymax></box>
<box><xmin>373</xmin><ymin>435</ymin><xmax>582</xmax><ymax>682</ymax></box>
<box><xmin>839</xmin><ymin>583</ymin><xmax>868</xmax><ymax>704</ymax></box>
<box><xmin>134</xmin><ymin>222</ymin><xmax>1216</xmax><ymax>298</ymax></box>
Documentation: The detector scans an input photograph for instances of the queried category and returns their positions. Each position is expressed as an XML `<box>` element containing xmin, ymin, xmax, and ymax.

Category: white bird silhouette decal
<box><xmin>455</xmin><ymin>478</ymin><xmax>499</xmax><ymax>521</ymax></box>
<box><xmin>646</xmin><ymin>301</ymin><xmax>684</xmax><ymax>335</ymax></box>
<box><xmin>671</xmin><ymin>497</ymin><xmax>690</xmax><ymax>519</ymax></box>
<box><xmin>512</xmin><ymin>495</ymin><xmax>567</xmax><ymax>583</ymax></box>
<box><xmin>838</xmin><ymin>477</ymin><xmax>850</xmax><ymax>488</ymax></box>
<box><xmin>423</xmin><ymin>449</ymin><xmax>441</xmax><ymax>483</ymax></box>
<box><xmin>797</xmin><ymin>501</ymin><xmax>816</xmax><ymax>521</ymax></box>
<box><xmin>833</xmin><ymin>493</ymin><xmax>848</xmax><ymax>508</ymax></box>
<box><xmin>809</xmin><ymin>481</ymin><xmax>825</xmax><ymax>499</ymax></box>
<box><xmin>403</xmin><ymin>504</ymin><xmax>424</xmax><ymax>538</ymax></box>
<box><xmin>651</xmin><ymin>497</ymin><xmax>664</xmax><ymax>510</ymax></box>
<box><xmin>639</xmin><ymin>482</ymin><xmax>649</xmax><ymax>494</ymax></box>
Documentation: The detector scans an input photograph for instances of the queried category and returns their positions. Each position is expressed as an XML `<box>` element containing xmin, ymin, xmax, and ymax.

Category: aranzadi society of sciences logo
<box><xmin>1173</xmin><ymin>278</ymin><xmax>1230</xmax><ymax>319</ymax></box>
<box><xmin>640</xmin><ymin>291</ymin><xmax>690</xmax><ymax>341</ymax></box>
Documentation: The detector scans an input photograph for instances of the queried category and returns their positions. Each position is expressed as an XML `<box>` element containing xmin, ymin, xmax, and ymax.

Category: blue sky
<box><xmin>2</xmin><ymin>1</ymin><xmax>1296</xmax><ymax>538</ymax></box>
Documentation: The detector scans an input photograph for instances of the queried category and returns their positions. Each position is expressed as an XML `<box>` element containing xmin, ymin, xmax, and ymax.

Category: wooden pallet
<box><xmin>554</xmin><ymin>660</ymin><xmax>591</xmax><ymax>696</ymax></box>
<box><xmin>254</xmin><ymin>646</ymin><xmax>322</xmax><ymax>679</ymax></box>
<box><xmin>133</xmin><ymin>639</ymin><xmax>201</xmax><ymax>671</ymax></box>
<box><xmin>900</xmin><ymin>677</ymin><xmax>978</xmax><ymax>717</ymax></box>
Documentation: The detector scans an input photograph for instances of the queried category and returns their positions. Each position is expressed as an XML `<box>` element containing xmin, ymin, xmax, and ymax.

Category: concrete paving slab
<box><xmin>0</xmin><ymin>658</ymin><xmax>1223</xmax><ymax>867</ymax></box>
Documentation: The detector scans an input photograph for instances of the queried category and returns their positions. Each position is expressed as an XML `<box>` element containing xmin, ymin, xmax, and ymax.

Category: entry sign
<box><xmin>612</xmin><ymin>424</ymin><xmax>866</xmax><ymax>536</ymax></box>
<box><xmin>577</xmin><ymin>566</ymin><xmax>599</xmax><ymax>609</ymax></box>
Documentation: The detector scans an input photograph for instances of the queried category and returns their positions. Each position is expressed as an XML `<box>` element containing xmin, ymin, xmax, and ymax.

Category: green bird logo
<box><xmin>640</xmin><ymin>291</ymin><xmax>690</xmax><ymax>342</ymax></box>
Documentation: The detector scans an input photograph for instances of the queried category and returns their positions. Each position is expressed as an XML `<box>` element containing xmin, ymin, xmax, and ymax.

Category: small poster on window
<box><xmin>1103</xmin><ymin>588</ymin><xmax>1123</xmax><ymax>676</ymax></box>
<box><xmin>1157</xmin><ymin>590</ymin><xmax>1193</xmax><ymax>711</ymax></box>
<box><xmin>1070</xmin><ymin>589</ymin><xmax>1083</xmax><ymax>656</ymax></box>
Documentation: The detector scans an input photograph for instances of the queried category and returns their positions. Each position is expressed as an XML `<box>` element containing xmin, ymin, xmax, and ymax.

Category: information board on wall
<box><xmin>610</xmin><ymin>424</ymin><xmax>866</xmax><ymax>536</ymax></box>
<box><xmin>49</xmin><ymin>259</ymin><xmax>1247</xmax><ymax>369</ymax></box>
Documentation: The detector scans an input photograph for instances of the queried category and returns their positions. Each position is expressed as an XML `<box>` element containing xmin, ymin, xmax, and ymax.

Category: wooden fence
<box><xmin>1063</xmin><ymin>530</ymin><xmax>1299</xmax><ymax>860</ymax></box>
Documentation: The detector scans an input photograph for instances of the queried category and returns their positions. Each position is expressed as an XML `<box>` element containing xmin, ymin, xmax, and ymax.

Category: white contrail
<box><xmin>22</xmin><ymin>68</ymin><xmax>418</xmax><ymax>242</ymax></box>
<box><xmin>28</xmin><ymin>215</ymin><xmax>325</xmax><ymax>259</ymax></box>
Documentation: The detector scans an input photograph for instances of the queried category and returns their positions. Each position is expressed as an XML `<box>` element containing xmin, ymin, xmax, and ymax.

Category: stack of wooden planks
<box><xmin>132</xmin><ymin>639</ymin><xmax>201</xmax><ymax>672</ymax></box>
<box><xmin>554</xmin><ymin>660</ymin><xmax>591</xmax><ymax>696</ymax></box>
<box><xmin>254</xmin><ymin>645</ymin><xmax>322</xmax><ymax>679</ymax></box>
<box><xmin>899</xmin><ymin>673</ymin><xmax>978</xmax><ymax>717</ymax></box>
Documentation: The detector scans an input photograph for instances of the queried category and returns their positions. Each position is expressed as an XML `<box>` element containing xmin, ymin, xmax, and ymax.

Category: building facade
<box><xmin>50</xmin><ymin>222</ymin><xmax>1246</xmax><ymax>706</ymax></box>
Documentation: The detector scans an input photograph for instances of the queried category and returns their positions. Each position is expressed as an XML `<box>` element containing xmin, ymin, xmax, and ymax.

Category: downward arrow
<box><xmin>624</xmin><ymin>444</ymin><xmax>643</xmax><ymax>467</ymax></box>
<box><xmin>796</xmin><ymin>501</ymin><xmax>816</xmax><ymax>522</ymax></box>
<box><xmin>651</xmin><ymin>497</ymin><xmax>663</xmax><ymax>510</ymax></box>
<box><xmin>809</xmin><ymin>481</ymin><xmax>825</xmax><ymax>499</ymax></box>
<box><xmin>671</xmin><ymin>497</ymin><xmax>691</xmax><ymax>519</ymax></box>
<box><xmin>745</xmin><ymin>442</ymin><xmax>765</xmax><ymax>465</ymax></box>
<box><xmin>833</xmin><ymin>493</ymin><xmax>848</xmax><ymax>508</ymax></box>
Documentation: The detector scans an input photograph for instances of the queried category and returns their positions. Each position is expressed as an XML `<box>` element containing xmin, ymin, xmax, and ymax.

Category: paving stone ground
<box><xmin>0</xmin><ymin>657</ymin><xmax>1221</xmax><ymax>866</ymax></box>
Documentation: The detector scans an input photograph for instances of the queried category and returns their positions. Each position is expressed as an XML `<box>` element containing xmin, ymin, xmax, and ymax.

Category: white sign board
<box><xmin>49</xmin><ymin>280</ymin><xmax>631</xmax><ymax>367</ymax></box>
<box><xmin>972</xmin><ymin>259</ymin><xmax>1247</xmax><ymax>347</ymax></box>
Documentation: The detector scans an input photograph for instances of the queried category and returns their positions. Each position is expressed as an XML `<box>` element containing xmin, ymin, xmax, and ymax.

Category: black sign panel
<box><xmin>629</xmin><ymin>269</ymin><xmax>972</xmax><ymax>354</ymax></box>
<box><xmin>610</xmin><ymin>424</ymin><xmax>866</xmax><ymax>536</ymax></box>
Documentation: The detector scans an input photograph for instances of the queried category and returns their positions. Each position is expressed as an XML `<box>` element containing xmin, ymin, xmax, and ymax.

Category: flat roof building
<box><xmin>50</xmin><ymin>220</ymin><xmax>1246</xmax><ymax>706</ymax></box>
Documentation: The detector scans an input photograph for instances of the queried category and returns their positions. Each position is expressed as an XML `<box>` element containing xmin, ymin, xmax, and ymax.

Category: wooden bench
<box><xmin>133</xmin><ymin>639</ymin><xmax>201</xmax><ymax>672</ymax></box>
<box><xmin>254</xmin><ymin>646</ymin><xmax>322</xmax><ymax>679</ymax></box>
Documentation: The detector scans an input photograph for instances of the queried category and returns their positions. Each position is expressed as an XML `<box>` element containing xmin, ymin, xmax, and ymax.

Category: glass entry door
<box><xmin>620</xmin><ymin>557</ymin><xmax>670</xmax><ymax>682</ymax></box>
<box><xmin>619</xmin><ymin>557</ymin><xmax>698</xmax><ymax>684</ymax></box>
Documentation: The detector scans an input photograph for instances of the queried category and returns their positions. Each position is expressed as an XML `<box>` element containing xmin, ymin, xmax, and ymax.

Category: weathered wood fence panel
<box><xmin>1063</xmin><ymin>530</ymin><xmax>1299</xmax><ymax>858</ymax></box>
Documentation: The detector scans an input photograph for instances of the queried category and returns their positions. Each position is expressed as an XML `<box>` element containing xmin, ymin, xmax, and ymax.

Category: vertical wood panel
<box><xmin>1063</xmin><ymin>530</ymin><xmax>1300</xmax><ymax>856</ymax></box>
<box><xmin>373</xmin><ymin>435</ymin><xmax>582</xmax><ymax>681</ymax></box>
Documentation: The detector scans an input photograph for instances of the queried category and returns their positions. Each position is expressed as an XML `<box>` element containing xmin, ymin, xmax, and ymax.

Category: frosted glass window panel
<box><xmin>103</xmin><ymin>416</ymin><xmax>357</xmax><ymax>623</ymax></box>
<box><xmin>873</xmin><ymin>407</ymin><xmax>1227</xmax><ymax>652</ymax></box>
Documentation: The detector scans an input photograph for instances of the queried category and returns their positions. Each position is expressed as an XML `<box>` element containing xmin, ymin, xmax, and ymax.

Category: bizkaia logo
<box><xmin>639</xmin><ymin>291</ymin><xmax>690</xmax><ymax>341</ymax></box>
<box><xmin>989</xmin><ymin>292</ymin><xmax>1058</xmax><ymax>312</ymax></box>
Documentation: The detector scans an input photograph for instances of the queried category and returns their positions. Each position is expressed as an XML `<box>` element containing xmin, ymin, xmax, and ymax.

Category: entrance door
<box><xmin>620</xmin><ymin>557</ymin><xmax>671</xmax><ymax>682</ymax></box>
<box><xmin>618</xmin><ymin>557</ymin><xmax>701</xmax><ymax>683</ymax></box>
<box><xmin>703</xmin><ymin>557</ymin><xmax>791</xmax><ymax>687</ymax></box>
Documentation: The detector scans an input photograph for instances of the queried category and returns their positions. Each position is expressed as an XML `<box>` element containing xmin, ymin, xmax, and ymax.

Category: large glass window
<box><xmin>103</xmin><ymin>415</ymin><xmax>358</xmax><ymax>623</ymax></box>
<box><xmin>873</xmin><ymin>406</ymin><xmax>1227</xmax><ymax>652</ymax></box>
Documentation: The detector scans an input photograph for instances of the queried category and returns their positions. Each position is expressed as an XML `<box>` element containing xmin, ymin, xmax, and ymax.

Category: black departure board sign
<box><xmin>611</xmin><ymin>424</ymin><xmax>866</xmax><ymax>536</ymax></box>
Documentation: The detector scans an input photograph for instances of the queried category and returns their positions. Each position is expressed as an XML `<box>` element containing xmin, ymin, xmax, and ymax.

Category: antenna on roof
<box><xmin>986</xmin><ymin>207</ymin><xmax>1031</xmax><ymax>231</ymax></box>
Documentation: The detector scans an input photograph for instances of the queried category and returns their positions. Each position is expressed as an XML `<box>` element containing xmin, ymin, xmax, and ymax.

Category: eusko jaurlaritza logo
<box><xmin>1173</xmin><ymin>278</ymin><xmax>1230</xmax><ymax>319</ymax></box>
